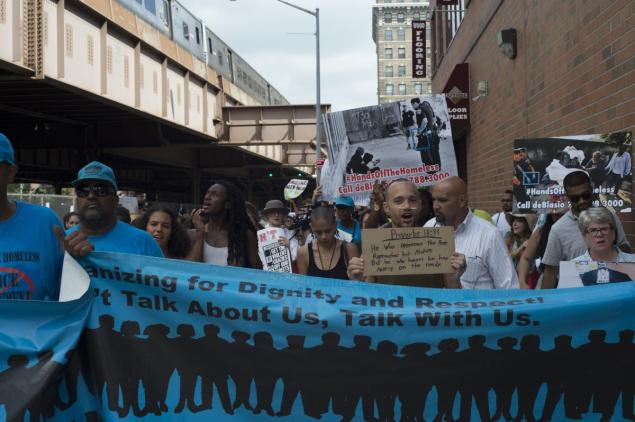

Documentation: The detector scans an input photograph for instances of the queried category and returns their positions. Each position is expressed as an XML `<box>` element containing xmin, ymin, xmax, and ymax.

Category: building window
<box><xmin>385</xmin><ymin>65</ymin><xmax>393</xmax><ymax>77</ymax></box>
<box><xmin>397</xmin><ymin>13</ymin><xmax>405</xmax><ymax>23</ymax></box>
<box><xmin>385</xmin><ymin>29</ymin><xmax>392</xmax><ymax>41</ymax></box>
<box><xmin>398</xmin><ymin>64</ymin><xmax>406</xmax><ymax>77</ymax></box>
<box><xmin>385</xmin><ymin>48</ymin><xmax>393</xmax><ymax>59</ymax></box>
<box><xmin>384</xmin><ymin>12</ymin><xmax>392</xmax><ymax>23</ymax></box>
<box><xmin>399</xmin><ymin>83</ymin><xmax>406</xmax><ymax>95</ymax></box>
<box><xmin>397</xmin><ymin>28</ymin><xmax>405</xmax><ymax>41</ymax></box>
<box><xmin>159</xmin><ymin>0</ymin><xmax>170</xmax><ymax>26</ymax></box>
<box><xmin>415</xmin><ymin>83</ymin><xmax>422</xmax><ymax>95</ymax></box>
<box><xmin>398</xmin><ymin>47</ymin><xmax>406</xmax><ymax>59</ymax></box>
<box><xmin>386</xmin><ymin>83</ymin><xmax>393</xmax><ymax>95</ymax></box>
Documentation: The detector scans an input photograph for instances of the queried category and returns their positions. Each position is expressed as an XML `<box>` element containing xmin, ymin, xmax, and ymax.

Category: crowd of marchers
<box><xmin>0</xmin><ymin>132</ymin><xmax>633</xmax><ymax>302</ymax></box>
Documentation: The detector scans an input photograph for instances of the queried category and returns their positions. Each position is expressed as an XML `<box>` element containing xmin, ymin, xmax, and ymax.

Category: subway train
<box><xmin>117</xmin><ymin>0</ymin><xmax>288</xmax><ymax>106</ymax></box>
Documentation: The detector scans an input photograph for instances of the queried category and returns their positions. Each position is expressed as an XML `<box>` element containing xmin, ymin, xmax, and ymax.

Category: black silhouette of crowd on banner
<box><xmin>0</xmin><ymin>314</ymin><xmax>634</xmax><ymax>422</ymax></box>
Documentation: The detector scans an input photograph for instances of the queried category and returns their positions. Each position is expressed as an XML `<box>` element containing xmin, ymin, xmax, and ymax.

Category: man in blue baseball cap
<box><xmin>335</xmin><ymin>196</ymin><xmax>361</xmax><ymax>243</ymax></box>
<box><xmin>58</xmin><ymin>161</ymin><xmax>163</xmax><ymax>258</ymax></box>
<box><xmin>0</xmin><ymin>133</ymin><xmax>64</xmax><ymax>300</ymax></box>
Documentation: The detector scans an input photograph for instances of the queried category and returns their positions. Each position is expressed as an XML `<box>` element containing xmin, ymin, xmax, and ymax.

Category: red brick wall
<box><xmin>432</xmin><ymin>0</ymin><xmax>635</xmax><ymax>243</ymax></box>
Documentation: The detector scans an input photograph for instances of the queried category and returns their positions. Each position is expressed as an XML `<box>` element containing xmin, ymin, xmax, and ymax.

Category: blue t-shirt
<box><xmin>0</xmin><ymin>202</ymin><xmax>64</xmax><ymax>300</ymax></box>
<box><xmin>67</xmin><ymin>221</ymin><xmax>164</xmax><ymax>258</ymax></box>
<box><xmin>337</xmin><ymin>220</ymin><xmax>362</xmax><ymax>243</ymax></box>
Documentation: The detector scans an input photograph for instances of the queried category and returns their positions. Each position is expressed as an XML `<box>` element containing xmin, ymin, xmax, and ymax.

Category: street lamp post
<box><xmin>230</xmin><ymin>0</ymin><xmax>322</xmax><ymax>182</ymax></box>
<box><xmin>275</xmin><ymin>0</ymin><xmax>321</xmax><ymax>182</ymax></box>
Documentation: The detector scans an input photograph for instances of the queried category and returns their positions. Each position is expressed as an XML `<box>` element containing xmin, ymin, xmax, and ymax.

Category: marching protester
<box><xmin>0</xmin><ymin>133</ymin><xmax>64</xmax><ymax>300</ymax></box>
<box><xmin>63</xmin><ymin>211</ymin><xmax>80</xmax><ymax>230</ymax></box>
<box><xmin>347</xmin><ymin>178</ymin><xmax>466</xmax><ymax>288</ymax></box>
<box><xmin>507</xmin><ymin>213</ymin><xmax>537</xmax><ymax>272</ymax></box>
<box><xmin>417</xmin><ymin>188</ymin><xmax>435</xmax><ymax>225</ymax></box>
<box><xmin>260</xmin><ymin>199</ymin><xmax>298</xmax><ymax>264</ymax></box>
<box><xmin>335</xmin><ymin>196</ymin><xmax>362</xmax><ymax>243</ymax></box>
<box><xmin>58</xmin><ymin>161</ymin><xmax>164</xmax><ymax>258</ymax></box>
<box><xmin>116</xmin><ymin>205</ymin><xmax>132</xmax><ymax>224</ymax></box>
<box><xmin>573</xmin><ymin>207</ymin><xmax>635</xmax><ymax>264</ymax></box>
<box><xmin>424</xmin><ymin>176</ymin><xmax>519</xmax><ymax>289</ymax></box>
<box><xmin>517</xmin><ymin>212</ymin><xmax>563</xmax><ymax>289</ymax></box>
<box><xmin>492</xmin><ymin>189</ymin><xmax>513</xmax><ymax>239</ymax></box>
<box><xmin>189</xmin><ymin>180</ymin><xmax>261</xmax><ymax>268</ymax></box>
<box><xmin>540</xmin><ymin>170</ymin><xmax>630</xmax><ymax>289</ymax></box>
<box><xmin>133</xmin><ymin>205</ymin><xmax>191</xmax><ymax>259</ymax></box>
<box><xmin>297</xmin><ymin>206</ymin><xmax>359</xmax><ymax>279</ymax></box>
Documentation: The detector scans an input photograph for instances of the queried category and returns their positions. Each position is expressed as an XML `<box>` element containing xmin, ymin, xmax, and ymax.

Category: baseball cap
<box><xmin>72</xmin><ymin>161</ymin><xmax>118</xmax><ymax>190</ymax></box>
<box><xmin>335</xmin><ymin>196</ymin><xmax>355</xmax><ymax>208</ymax></box>
<box><xmin>0</xmin><ymin>133</ymin><xmax>15</xmax><ymax>165</ymax></box>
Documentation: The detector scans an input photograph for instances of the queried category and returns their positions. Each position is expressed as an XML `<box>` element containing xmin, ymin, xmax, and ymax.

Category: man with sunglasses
<box><xmin>541</xmin><ymin>170</ymin><xmax>630</xmax><ymax>289</ymax></box>
<box><xmin>59</xmin><ymin>161</ymin><xmax>163</xmax><ymax>258</ymax></box>
<box><xmin>0</xmin><ymin>133</ymin><xmax>64</xmax><ymax>300</ymax></box>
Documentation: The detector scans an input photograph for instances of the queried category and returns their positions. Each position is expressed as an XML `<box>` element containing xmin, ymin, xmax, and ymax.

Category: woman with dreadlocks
<box><xmin>189</xmin><ymin>180</ymin><xmax>261</xmax><ymax>268</ymax></box>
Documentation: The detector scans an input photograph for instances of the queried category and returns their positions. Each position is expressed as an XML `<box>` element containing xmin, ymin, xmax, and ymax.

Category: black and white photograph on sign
<box><xmin>321</xmin><ymin>95</ymin><xmax>458</xmax><ymax>205</ymax></box>
<box><xmin>559</xmin><ymin>261</ymin><xmax>635</xmax><ymax>288</ymax></box>
<box><xmin>513</xmin><ymin>131</ymin><xmax>632</xmax><ymax>213</ymax></box>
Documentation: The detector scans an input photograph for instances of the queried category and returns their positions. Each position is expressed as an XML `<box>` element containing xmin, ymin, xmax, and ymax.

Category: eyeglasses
<box><xmin>568</xmin><ymin>191</ymin><xmax>592</xmax><ymax>203</ymax></box>
<box><xmin>76</xmin><ymin>184</ymin><xmax>114</xmax><ymax>198</ymax></box>
<box><xmin>586</xmin><ymin>227</ymin><xmax>612</xmax><ymax>236</ymax></box>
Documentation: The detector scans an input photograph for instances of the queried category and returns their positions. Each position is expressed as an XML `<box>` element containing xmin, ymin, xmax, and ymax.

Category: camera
<box><xmin>287</xmin><ymin>212</ymin><xmax>311</xmax><ymax>231</ymax></box>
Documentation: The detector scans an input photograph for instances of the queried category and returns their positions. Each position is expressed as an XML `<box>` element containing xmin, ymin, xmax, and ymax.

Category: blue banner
<box><xmin>0</xmin><ymin>252</ymin><xmax>634</xmax><ymax>421</ymax></box>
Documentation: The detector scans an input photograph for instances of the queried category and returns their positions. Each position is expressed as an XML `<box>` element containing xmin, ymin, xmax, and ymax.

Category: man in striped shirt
<box><xmin>424</xmin><ymin>177</ymin><xmax>519</xmax><ymax>289</ymax></box>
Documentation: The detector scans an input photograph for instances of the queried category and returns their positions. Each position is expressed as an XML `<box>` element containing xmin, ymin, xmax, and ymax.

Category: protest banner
<box><xmin>513</xmin><ymin>131</ymin><xmax>632</xmax><ymax>213</ymax></box>
<box><xmin>0</xmin><ymin>252</ymin><xmax>634</xmax><ymax>421</ymax></box>
<box><xmin>257</xmin><ymin>227</ymin><xmax>293</xmax><ymax>273</ymax></box>
<box><xmin>362</xmin><ymin>227</ymin><xmax>454</xmax><ymax>276</ymax></box>
<box><xmin>321</xmin><ymin>95</ymin><xmax>458</xmax><ymax>205</ymax></box>
<box><xmin>283</xmin><ymin>179</ymin><xmax>309</xmax><ymax>200</ymax></box>
<box><xmin>560</xmin><ymin>260</ymin><xmax>635</xmax><ymax>288</ymax></box>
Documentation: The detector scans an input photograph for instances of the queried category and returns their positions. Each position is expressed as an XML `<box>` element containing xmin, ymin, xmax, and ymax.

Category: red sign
<box><xmin>442</xmin><ymin>63</ymin><xmax>470</xmax><ymax>134</ymax></box>
<box><xmin>315</xmin><ymin>159</ymin><xmax>325</xmax><ymax>167</ymax></box>
<box><xmin>412</xmin><ymin>21</ymin><xmax>426</xmax><ymax>78</ymax></box>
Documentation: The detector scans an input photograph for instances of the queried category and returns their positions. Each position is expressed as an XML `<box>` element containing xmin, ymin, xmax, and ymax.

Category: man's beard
<box><xmin>80</xmin><ymin>208</ymin><xmax>110</xmax><ymax>229</ymax></box>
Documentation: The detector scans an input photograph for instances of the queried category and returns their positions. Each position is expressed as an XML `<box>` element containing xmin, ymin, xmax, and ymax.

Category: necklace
<box><xmin>316</xmin><ymin>240</ymin><xmax>337</xmax><ymax>271</ymax></box>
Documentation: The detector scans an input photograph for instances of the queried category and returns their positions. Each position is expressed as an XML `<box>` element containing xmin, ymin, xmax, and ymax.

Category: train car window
<box><xmin>159</xmin><ymin>0</ymin><xmax>169</xmax><ymax>26</ymax></box>
<box><xmin>207</xmin><ymin>38</ymin><xmax>212</xmax><ymax>53</ymax></box>
<box><xmin>195</xmin><ymin>27</ymin><xmax>200</xmax><ymax>44</ymax></box>
<box><xmin>183</xmin><ymin>22</ymin><xmax>189</xmax><ymax>39</ymax></box>
<box><xmin>144</xmin><ymin>0</ymin><xmax>156</xmax><ymax>14</ymax></box>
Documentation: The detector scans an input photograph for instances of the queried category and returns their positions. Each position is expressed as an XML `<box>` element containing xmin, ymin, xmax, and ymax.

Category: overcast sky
<box><xmin>184</xmin><ymin>0</ymin><xmax>377</xmax><ymax>111</ymax></box>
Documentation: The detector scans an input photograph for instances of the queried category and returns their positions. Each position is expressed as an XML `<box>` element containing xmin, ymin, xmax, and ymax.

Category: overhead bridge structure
<box><xmin>0</xmin><ymin>0</ymin><xmax>327</xmax><ymax>204</ymax></box>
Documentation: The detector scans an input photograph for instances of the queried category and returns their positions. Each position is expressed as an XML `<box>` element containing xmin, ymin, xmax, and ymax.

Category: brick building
<box><xmin>372</xmin><ymin>0</ymin><xmax>432</xmax><ymax>104</ymax></box>
<box><xmin>430</xmin><ymin>0</ymin><xmax>635</xmax><ymax>241</ymax></box>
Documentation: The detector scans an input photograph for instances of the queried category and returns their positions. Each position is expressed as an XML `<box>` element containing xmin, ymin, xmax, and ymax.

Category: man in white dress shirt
<box><xmin>424</xmin><ymin>177</ymin><xmax>519</xmax><ymax>289</ymax></box>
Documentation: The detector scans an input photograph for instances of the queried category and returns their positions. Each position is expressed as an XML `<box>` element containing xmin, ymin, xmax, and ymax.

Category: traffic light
<box><xmin>267</xmin><ymin>172</ymin><xmax>274</xmax><ymax>177</ymax></box>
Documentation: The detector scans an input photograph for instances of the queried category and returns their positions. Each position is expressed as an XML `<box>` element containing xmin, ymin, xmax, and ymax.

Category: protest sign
<box><xmin>560</xmin><ymin>260</ymin><xmax>635</xmax><ymax>288</ymax></box>
<box><xmin>513</xmin><ymin>131</ymin><xmax>632</xmax><ymax>213</ymax></box>
<box><xmin>1</xmin><ymin>252</ymin><xmax>634</xmax><ymax>421</ymax></box>
<box><xmin>362</xmin><ymin>227</ymin><xmax>454</xmax><ymax>276</ymax></box>
<box><xmin>257</xmin><ymin>227</ymin><xmax>293</xmax><ymax>273</ymax></box>
<box><xmin>283</xmin><ymin>179</ymin><xmax>309</xmax><ymax>200</ymax></box>
<box><xmin>321</xmin><ymin>95</ymin><xmax>458</xmax><ymax>205</ymax></box>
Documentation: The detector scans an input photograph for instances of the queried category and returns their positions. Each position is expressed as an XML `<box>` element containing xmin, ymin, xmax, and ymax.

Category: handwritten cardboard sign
<box><xmin>257</xmin><ymin>228</ymin><xmax>293</xmax><ymax>273</ymax></box>
<box><xmin>362</xmin><ymin>227</ymin><xmax>454</xmax><ymax>276</ymax></box>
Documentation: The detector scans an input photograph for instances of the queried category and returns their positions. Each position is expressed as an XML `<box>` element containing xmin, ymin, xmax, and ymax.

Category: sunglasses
<box><xmin>76</xmin><ymin>184</ymin><xmax>114</xmax><ymax>198</ymax></box>
<box><xmin>568</xmin><ymin>191</ymin><xmax>592</xmax><ymax>203</ymax></box>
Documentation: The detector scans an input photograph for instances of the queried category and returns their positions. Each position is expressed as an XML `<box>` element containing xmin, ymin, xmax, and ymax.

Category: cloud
<box><xmin>183</xmin><ymin>0</ymin><xmax>377</xmax><ymax>111</ymax></box>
